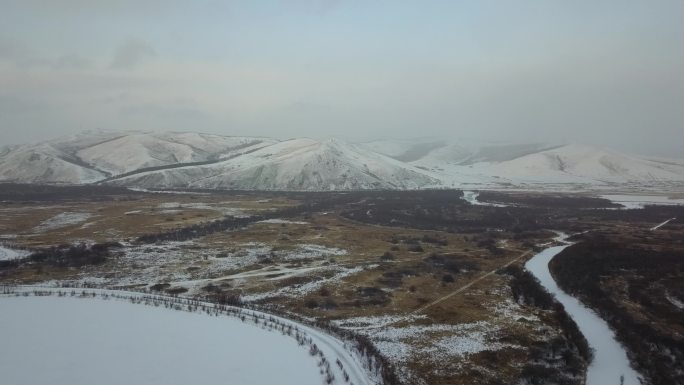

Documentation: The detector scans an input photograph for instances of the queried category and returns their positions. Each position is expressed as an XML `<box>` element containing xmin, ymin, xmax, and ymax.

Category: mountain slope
<box><xmin>75</xmin><ymin>132</ymin><xmax>275</xmax><ymax>175</ymax></box>
<box><xmin>0</xmin><ymin>131</ymin><xmax>276</xmax><ymax>184</ymax></box>
<box><xmin>0</xmin><ymin>143</ymin><xmax>106</xmax><ymax>184</ymax></box>
<box><xmin>110</xmin><ymin>138</ymin><xmax>441</xmax><ymax>190</ymax></box>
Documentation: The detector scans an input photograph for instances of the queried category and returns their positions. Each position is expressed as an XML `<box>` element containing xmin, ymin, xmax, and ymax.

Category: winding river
<box><xmin>525</xmin><ymin>237</ymin><xmax>642</xmax><ymax>385</ymax></box>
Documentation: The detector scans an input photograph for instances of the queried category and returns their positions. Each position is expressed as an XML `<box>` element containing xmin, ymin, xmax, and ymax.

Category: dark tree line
<box><xmin>0</xmin><ymin>183</ymin><xmax>135</xmax><ymax>202</ymax></box>
<box><xmin>1</xmin><ymin>242</ymin><xmax>122</xmax><ymax>269</ymax></box>
<box><xmin>477</xmin><ymin>191</ymin><xmax>620</xmax><ymax>209</ymax></box>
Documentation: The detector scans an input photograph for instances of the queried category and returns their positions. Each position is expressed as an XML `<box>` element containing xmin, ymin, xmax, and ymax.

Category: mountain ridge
<box><xmin>1</xmin><ymin>131</ymin><xmax>683</xmax><ymax>190</ymax></box>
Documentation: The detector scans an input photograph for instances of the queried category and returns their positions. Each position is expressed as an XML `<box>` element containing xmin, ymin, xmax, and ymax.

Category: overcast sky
<box><xmin>1</xmin><ymin>1</ymin><xmax>683</xmax><ymax>156</ymax></box>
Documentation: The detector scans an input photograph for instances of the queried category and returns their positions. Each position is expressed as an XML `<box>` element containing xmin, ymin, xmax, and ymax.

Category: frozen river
<box><xmin>525</xmin><ymin>238</ymin><xmax>642</xmax><ymax>385</ymax></box>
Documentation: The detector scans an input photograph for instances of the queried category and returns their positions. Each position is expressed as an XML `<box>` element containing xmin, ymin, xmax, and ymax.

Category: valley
<box><xmin>1</xmin><ymin>184</ymin><xmax>681</xmax><ymax>384</ymax></box>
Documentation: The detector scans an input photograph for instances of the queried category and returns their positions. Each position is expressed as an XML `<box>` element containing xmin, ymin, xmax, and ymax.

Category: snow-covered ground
<box><xmin>525</xmin><ymin>239</ymin><xmax>642</xmax><ymax>385</ymax></box>
<box><xmin>0</xmin><ymin>288</ymin><xmax>376</xmax><ymax>385</ymax></box>
<box><xmin>601</xmin><ymin>194</ymin><xmax>684</xmax><ymax>209</ymax></box>
<box><xmin>242</xmin><ymin>265</ymin><xmax>366</xmax><ymax>302</ymax></box>
<box><xmin>0</xmin><ymin>295</ymin><xmax>321</xmax><ymax>385</ymax></box>
<box><xmin>42</xmin><ymin>241</ymin><xmax>350</xmax><ymax>292</ymax></box>
<box><xmin>157</xmin><ymin>202</ymin><xmax>250</xmax><ymax>217</ymax></box>
<box><xmin>257</xmin><ymin>219</ymin><xmax>310</xmax><ymax>225</ymax></box>
<box><xmin>335</xmin><ymin>314</ymin><xmax>520</xmax><ymax>384</ymax></box>
<box><xmin>0</xmin><ymin>245</ymin><xmax>30</xmax><ymax>261</ymax></box>
<box><xmin>33</xmin><ymin>212</ymin><xmax>92</xmax><ymax>232</ymax></box>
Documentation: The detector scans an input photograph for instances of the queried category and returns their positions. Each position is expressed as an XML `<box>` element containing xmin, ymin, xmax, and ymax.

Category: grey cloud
<box><xmin>286</xmin><ymin>100</ymin><xmax>331</xmax><ymax>111</ymax></box>
<box><xmin>110</xmin><ymin>39</ymin><xmax>156</xmax><ymax>70</ymax></box>
<box><xmin>0</xmin><ymin>95</ymin><xmax>47</xmax><ymax>115</ymax></box>
<box><xmin>119</xmin><ymin>101</ymin><xmax>211</xmax><ymax>123</ymax></box>
<box><xmin>0</xmin><ymin>36</ymin><xmax>92</xmax><ymax>70</ymax></box>
<box><xmin>53</xmin><ymin>54</ymin><xmax>92</xmax><ymax>70</ymax></box>
<box><xmin>0</xmin><ymin>36</ymin><xmax>47</xmax><ymax>67</ymax></box>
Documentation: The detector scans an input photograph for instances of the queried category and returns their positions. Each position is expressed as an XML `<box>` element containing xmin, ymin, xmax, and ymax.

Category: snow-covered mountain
<box><xmin>75</xmin><ymin>132</ymin><xmax>275</xmax><ymax>175</ymax></box>
<box><xmin>109</xmin><ymin>138</ymin><xmax>441</xmax><ymax>190</ymax></box>
<box><xmin>0</xmin><ymin>131</ymin><xmax>274</xmax><ymax>184</ymax></box>
<box><xmin>362</xmin><ymin>139</ymin><xmax>684</xmax><ymax>188</ymax></box>
<box><xmin>465</xmin><ymin>144</ymin><xmax>684</xmax><ymax>185</ymax></box>
<box><xmin>1</xmin><ymin>131</ymin><xmax>683</xmax><ymax>190</ymax></box>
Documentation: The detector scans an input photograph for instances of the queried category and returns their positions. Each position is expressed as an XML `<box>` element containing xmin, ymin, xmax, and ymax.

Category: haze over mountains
<box><xmin>1</xmin><ymin>130</ymin><xmax>683</xmax><ymax>191</ymax></box>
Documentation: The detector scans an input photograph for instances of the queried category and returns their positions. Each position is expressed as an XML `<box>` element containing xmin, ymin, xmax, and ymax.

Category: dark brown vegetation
<box><xmin>477</xmin><ymin>191</ymin><xmax>620</xmax><ymax>209</ymax></box>
<box><xmin>0</xmin><ymin>242</ymin><xmax>121</xmax><ymax>270</ymax></box>
<box><xmin>0</xmin><ymin>183</ymin><xmax>135</xmax><ymax>202</ymax></box>
<box><xmin>503</xmin><ymin>265</ymin><xmax>592</xmax><ymax>361</ymax></box>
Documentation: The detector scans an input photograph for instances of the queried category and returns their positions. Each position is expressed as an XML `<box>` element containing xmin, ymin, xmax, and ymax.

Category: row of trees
<box><xmin>0</xmin><ymin>242</ymin><xmax>121</xmax><ymax>270</ymax></box>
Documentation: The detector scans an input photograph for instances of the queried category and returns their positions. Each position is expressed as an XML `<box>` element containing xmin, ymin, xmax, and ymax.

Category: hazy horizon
<box><xmin>2</xmin><ymin>1</ymin><xmax>683</xmax><ymax>157</ymax></box>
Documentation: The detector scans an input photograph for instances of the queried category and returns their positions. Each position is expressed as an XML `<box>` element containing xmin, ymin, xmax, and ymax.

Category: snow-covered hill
<box><xmin>76</xmin><ymin>132</ymin><xmax>274</xmax><ymax>175</ymax></box>
<box><xmin>0</xmin><ymin>143</ymin><xmax>107</xmax><ymax>184</ymax></box>
<box><xmin>0</xmin><ymin>131</ymin><xmax>275</xmax><ymax>184</ymax></box>
<box><xmin>2</xmin><ymin>131</ymin><xmax>683</xmax><ymax>190</ymax></box>
<box><xmin>110</xmin><ymin>138</ymin><xmax>441</xmax><ymax>190</ymax></box>
<box><xmin>461</xmin><ymin>144</ymin><xmax>684</xmax><ymax>186</ymax></box>
<box><xmin>363</xmin><ymin>139</ymin><xmax>684</xmax><ymax>188</ymax></box>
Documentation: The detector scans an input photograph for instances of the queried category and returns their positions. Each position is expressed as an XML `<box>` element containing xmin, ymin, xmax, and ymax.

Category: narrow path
<box><xmin>650</xmin><ymin>217</ymin><xmax>676</xmax><ymax>231</ymax></box>
<box><xmin>410</xmin><ymin>250</ymin><xmax>531</xmax><ymax>315</ymax></box>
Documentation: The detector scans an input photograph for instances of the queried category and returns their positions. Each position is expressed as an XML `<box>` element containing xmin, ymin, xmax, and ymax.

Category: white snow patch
<box><xmin>665</xmin><ymin>292</ymin><xmax>684</xmax><ymax>310</ymax></box>
<box><xmin>157</xmin><ymin>202</ymin><xmax>250</xmax><ymax>217</ymax></box>
<box><xmin>282</xmin><ymin>244</ymin><xmax>347</xmax><ymax>261</ymax></box>
<box><xmin>243</xmin><ymin>265</ymin><xmax>365</xmax><ymax>302</ymax></box>
<box><xmin>353</xmin><ymin>320</ymin><xmax>514</xmax><ymax>366</ymax></box>
<box><xmin>0</xmin><ymin>245</ymin><xmax>30</xmax><ymax>261</ymax></box>
<box><xmin>257</xmin><ymin>219</ymin><xmax>310</xmax><ymax>225</ymax></box>
<box><xmin>601</xmin><ymin>194</ymin><xmax>684</xmax><ymax>209</ymax></box>
<box><xmin>34</xmin><ymin>212</ymin><xmax>92</xmax><ymax>232</ymax></box>
<box><xmin>333</xmin><ymin>314</ymin><xmax>426</xmax><ymax>329</ymax></box>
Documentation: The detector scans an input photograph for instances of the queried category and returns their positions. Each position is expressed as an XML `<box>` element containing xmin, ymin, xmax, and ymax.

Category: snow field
<box><xmin>33</xmin><ymin>212</ymin><xmax>92</xmax><ymax>232</ymax></box>
<box><xmin>1</xmin><ymin>287</ymin><xmax>377</xmax><ymax>385</ymax></box>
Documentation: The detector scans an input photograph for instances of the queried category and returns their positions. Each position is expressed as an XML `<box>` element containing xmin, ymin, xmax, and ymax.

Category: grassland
<box><xmin>1</xmin><ymin>185</ymin><xmax>682</xmax><ymax>384</ymax></box>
